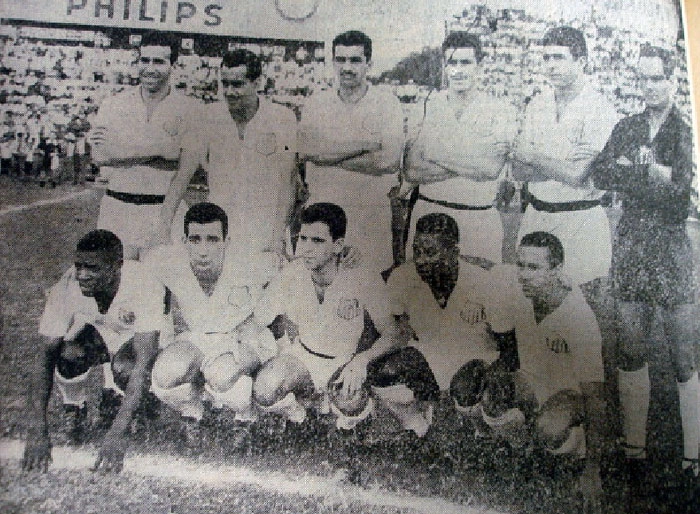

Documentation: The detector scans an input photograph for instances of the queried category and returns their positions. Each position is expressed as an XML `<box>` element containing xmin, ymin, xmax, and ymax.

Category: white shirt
<box><xmin>299</xmin><ymin>86</ymin><xmax>404</xmax><ymax>271</ymax></box>
<box><xmin>257</xmin><ymin>260</ymin><xmax>391</xmax><ymax>361</ymax></box>
<box><xmin>92</xmin><ymin>87</ymin><xmax>204</xmax><ymax>195</ymax></box>
<box><xmin>417</xmin><ymin>91</ymin><xmax>518</xmax><ymax>206</ymax></box>
<box><xmin>488</xmin><ymin>265</ymin><xmax>604</xmax><ymax>404</ymax></box>
<box><xmin>517</xmin><ymin>82</ymin><xmax>618</xmax><ymax>202</ymax></box>
<box><xmin>39</xmin><ymin>261</ymin><xmax>167</xmax><ymax>354</ymax></box>
<box><xmin>145</xmin><ymin>245</ymin><xmax>278</xmax><ymax>335</ymax></box>
<box><xmin>387</xmin><ymin>261</ymin><xmax>500</xmax><ymax>390</ymax></box>
<box><xmin>185</xmin><ymin>99</ymin><xmax>297</xmax><ymax>248</ymax></box>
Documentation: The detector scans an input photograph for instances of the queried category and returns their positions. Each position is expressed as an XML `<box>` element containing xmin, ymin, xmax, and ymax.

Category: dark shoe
<box><xmin>96</xmin><ymin>389</ymin><xmax>122</xmax><ymax>430</ymax></box>
<box><xmin>210</xmin><ymin>407</ymin><xmax>251</xmax><ymax>453</ymax></box>
<box><xmin>181</xmin><ymin>416</ymin><xmax>204</xmax><ymax>451</ymax></box>
<box><xmin>672</xmin><ymin>460</ymin><xmax>700</xmax><ymax>513</ymax></box>
<box><xmin>624</xmin><ymin>456</ymin><xmax>654</xmax><ymax>499</ymax></box>
<box><xmin>61</xmin><ymin>403</ymin><xmax>88</xmax><ymax>444</ymax></box>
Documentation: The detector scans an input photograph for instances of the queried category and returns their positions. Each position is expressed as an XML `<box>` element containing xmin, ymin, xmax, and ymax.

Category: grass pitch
<box><xmin>1</xmin><ymin>177</ymin><xmax>698</xmax><ymax>513</ymax></box>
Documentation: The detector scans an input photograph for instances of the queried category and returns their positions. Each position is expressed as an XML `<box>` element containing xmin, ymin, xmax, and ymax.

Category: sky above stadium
<box><xmin>0</xmin><ymin>0</ymin><xmax>683</xmax><ymax>73</ymax></box>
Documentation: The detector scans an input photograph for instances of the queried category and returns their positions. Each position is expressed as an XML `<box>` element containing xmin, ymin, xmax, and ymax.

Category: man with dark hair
<box><xmin>456</xmin><ymin>231</ymin><xmax>606</xmax><ymax>512</ymax></box>
<box><xmin>511</xmin><ymin>26</ymin><xmax>618</xmax><ymax>289</ymax></box>
<box><xmin>518</xmin><ymin>230</ymin><xmax>565</xmax><ymax>269</ymax></box>
<box><xmin>22</xmin><ymin>230</ymin><xmax>167</xmax><ymax>473</ymax></box>
<box><xmin>406</xmin><ymin>32</ymin><xmax>517</xmax><ymax>265</ymax></box>
<box><xmin>541</xmin><ymin>26</ymin><xmax>588</xmax><ymax>60</ymax></box>
<box><xmin>253</xmin><ymin>202</ymin><xmax>408</xmax><ymax>430</ymax></box>
<box><xmin>386</xmin><ymin>213</ymin><xmax>510</xmax><ymax>436</ymax></box>
<box><xmin>332</xmin><ymin>30</ymin><xmax>373</xmax><ymax>61</ymax></box>
<box><xmin>139</xmin><ymin>31</ymin><xmax>180</xmax><ymax>64</ymax></box>
<box><xmin>89</xmin><ymin>30</ymin><xmax>204</xmax><ymax>260</ymax></box>
<box><xmin>145</xmin><ymin>202</ymin><xmax>278</xmax><ymax>442</ymax></box>
<box><xmin>160</xmin><ymin>49</ymin><xmax>297</xmax><ymax>255</ymax></box>
<box><xmin>592</xmin><ymin>45</ymin><xmax>699</xmax><ymax>486</ymax></box>
<box><xmin>299</xmin><ymin>30</ymin><xmax>404</xmax><ymax>275</ymax></box>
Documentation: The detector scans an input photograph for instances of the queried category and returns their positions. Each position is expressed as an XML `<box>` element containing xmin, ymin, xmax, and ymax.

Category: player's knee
<box><xmin>327</xmin><ymin>366</ymin><xmax>371</xmax><ymax>417</ymax></box>
<box><xmin>56</xmin><ymin>341</ymin><xmax>92</xmax><ymax>378</ymax></box>
<box><xmin>675</xmin><ymin>359</ymin><xmax>696</xmax><ymax>383</ymax></box>
<box><xmin>450</xmin><ymin>359</ymin><xmax>489</xmax><ymax>409</ymax></box>
<box><xmin>152</xmin><ymin>350</ymin><xmax>196</xmax><ymax>389</ymax></box>
<box><xmin>535</xmin><ymin>392</ymin><xmax>581</xmax><ymax>450</ymax></box>
<box><xmin>368</xmin><ymin>347</ymin><xmax>437</xmax><ymax>398</ymax></box>
<box><xmin>202</xmin><ymin>355</ymin><xmax>242</xmax><ymax>393</ymax></box>
<box><xmin>252</xmin><ymin>365</ymin><xmax>284</xmax><ymax>407</ymax></box>
<box><xmin>617</xmin><ymin>348</ymin><xmax>647</xmax><ymax>372</ymax></box>
<box><xmin>111</xmin><ymin>356</ymin><xmax>135</xmax><ymax>392</ymax></box>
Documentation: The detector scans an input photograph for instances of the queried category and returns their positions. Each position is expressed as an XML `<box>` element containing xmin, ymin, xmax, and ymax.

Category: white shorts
<box><xmin>178</xmin><ymin>330</ymin><xmax>277</xmax><ymax>367</ymax></box>
<box><xmin>411</xmin><ymin>331</ymin><xmax>499</xmax><ymax>392</ymax></box>
<box><xmin>408</xmin><ymin>202</ymin><xmax>503</xmax><ymax>264</ymax></box>
<box><xmin>97</xmin><ymin>193</ymin><xmax>186</xmax><ymax>250</ymax></box>
<box><xmin>283</xmin><ymin>342</ymin><xmax>352</xmax><ymax>392</ymax></box>
<box><xmin>518</xmin><ymin>205</ymin><xmax>611</xmax><ymax>286</ymax></box>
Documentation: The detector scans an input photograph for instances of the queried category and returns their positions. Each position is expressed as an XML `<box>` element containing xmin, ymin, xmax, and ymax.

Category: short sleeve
<box><xmin>274</xmin><ymin>106</ymin><xmax>298</xmax><ymax>154</ymax></box>
<box><xmin>180</xmin><ymin>102</ymin><xmax>210</xmax><ymax>167</ymax></box>
<box><xmin>386</xmin><ymin>267</ymin><xmax>409</xmax><ymax>316</ymax></box>
<box><xmin>128</xmin><ymin>265</ymin><xmax>167</xmax><ymax>334</ymax></box>
<box><xmin>361</xmin><ymin>272</ymin><xmax>393</xmax><ymax>331</ymax></box>
<box><xmin>379</xmin><ymin>91</ymin><xmax>406</xmax><ymax>159</ymax></box>
<box><xmin>580</xmin><ymin>95</ymin><xmax>619</xmax><ymax>154</ymax></box>
<box><xmin>38</xmin><ymin>267</ymin><xmax>77</xmax><ymax>338</ymax></box>
<box><xmin>565</xmin><ymin>294</ymin><xmax>604</xmax><ymax>385</ymax></box>
<box><xmin>494</xmin><ymin>102</ymin><xmax>519</xmax><ymax>145</ymax></box>
<box><xmin>480</xmin><ymin>264</ymin><xmax>522</xmax><ymax>334</ymax></box>
<box><xmin>91</xmin><ymin>94</ymin><xmax>117</xmax><ymax>128</ymax></box>
<box><xmin>255</xmin><ymin>268</ymin><xmax>286</xmax><ymax>327</ymax></box>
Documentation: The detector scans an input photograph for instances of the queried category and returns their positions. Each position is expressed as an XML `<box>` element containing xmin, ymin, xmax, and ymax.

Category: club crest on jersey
<box><xmin>544</xmin><ymin>330</ymin><xmax>569</xmax><ymax>354</ymax></box>
<box><xmin>118</xmin><ymin>308</ymin><xmax>136</xmax><ymax>325</ymax></box>
<box><xmin>255</xmin><ymin>133</ymin><xmax>277</xmax><ymax>156</ymax></box>
<box><xmin>337</xmin><ymin>298</ymin><xmax>361</xmax><ymax>320</ymax></box>
<box><xmin>162</xmin><ymin>117</ymin><xmax>182</xmax><ymax>137</ymax></box>
<box><xmin>228</xmin><ymin>286</ymin><xmax>251</xmax><ymax>308</ymax></box>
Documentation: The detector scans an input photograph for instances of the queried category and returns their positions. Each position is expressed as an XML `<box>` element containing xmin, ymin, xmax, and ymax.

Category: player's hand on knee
<box><xmin>579</xmin><ymin>462</ymin><xmax>603</xmax><ymax>514</ymax></box>
<box><xmin>335</xmin><ymin>354</ymin><xmax>369</xmax><ymax>399</ymax></box>
<box><xmin>22</xmin><ymin>431</ymin><xmax>52</xmax><ymax>473</ymax></box>
<box><xmin>92</xmin><ymin>433</ymin><xmax>127</xmax><ymax>473</ymax></box>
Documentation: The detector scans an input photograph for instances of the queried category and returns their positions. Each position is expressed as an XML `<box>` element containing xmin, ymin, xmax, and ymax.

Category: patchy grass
<box><xmin>1</xmin><ymin>187</ymin><xmax>698</xmax><ymax>513</ymax></box>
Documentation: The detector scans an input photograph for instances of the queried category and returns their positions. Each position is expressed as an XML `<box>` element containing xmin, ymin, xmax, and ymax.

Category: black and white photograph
<box><xmin>0</xmin><ymin>1</ymin><xmax>698</xmax><ymax>513</ymax></box>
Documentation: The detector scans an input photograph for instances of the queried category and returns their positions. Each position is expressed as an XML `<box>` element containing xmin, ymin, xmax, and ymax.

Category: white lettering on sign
<box><xmin>66</xmin><ymin>0</ymin><xmax>223</xmax><ymax>27</ymax></box>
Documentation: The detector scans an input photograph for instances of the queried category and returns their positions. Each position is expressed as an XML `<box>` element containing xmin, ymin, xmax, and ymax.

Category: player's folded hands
<box><xmin>567</xmin><ymin>144</ymin><xmax>598</xmax><ymax>161</ymax></box>
<box><xmin>87</xmin><ymin>125</ymin><xmax>108</xmax><ymax>146</ymax></box>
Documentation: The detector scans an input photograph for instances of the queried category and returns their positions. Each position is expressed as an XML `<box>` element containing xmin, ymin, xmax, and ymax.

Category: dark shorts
<box><xmin>612</xmin><ymin>215</ymin><xmax>695</xmax><ymax>307</ymax></box>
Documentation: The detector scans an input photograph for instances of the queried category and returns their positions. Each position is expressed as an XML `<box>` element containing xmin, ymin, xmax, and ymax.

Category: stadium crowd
<box><xmin>7</xmin><ymin>6</ymin><xmax>698</xmax><ymax>514</ymax></box>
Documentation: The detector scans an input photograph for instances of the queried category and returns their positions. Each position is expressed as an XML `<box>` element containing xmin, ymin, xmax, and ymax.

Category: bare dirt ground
<box><xmin>1</xmin><ymin>177</ymin><xmax>698</xmax><ymax>513</ymax></box>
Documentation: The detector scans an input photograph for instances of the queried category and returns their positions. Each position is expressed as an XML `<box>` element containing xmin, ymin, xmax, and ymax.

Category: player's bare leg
<box><xmin>663</xmin><ymin>303</ymin><xmax>699</xmax><ymax>481</ymax></box>
<box><xmin>151</xmin><ymin>340</ymin><xmax>205</xmax><ymax>445</ymax></box>
<box><xmin>253</xmin><ymin>353</ymin><xmax>314</xmax><ymax>424</ymax></box>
